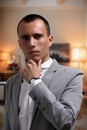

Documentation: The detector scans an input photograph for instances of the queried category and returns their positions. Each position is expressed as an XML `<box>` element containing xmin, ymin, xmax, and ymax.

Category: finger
<box><xmin>26</xmin><ymin>63</ymin><xmax>32</xmax><ymax>69</ymax></box>
<box><xmin>28</xmin><ymin>59</ymin><xmax>36</xmax><ymax>65</ymax></box>
<box><xmin>22</xmin><ymin>68</ymin><xmax>27</xmax><ymax>76</ymax></box>
<box><xmin>37</xmin><ymin>59</ymin><xmax>42</xmax><ymax>68</ymax></box>
<box><xmin>22</xmin><ymin>68</ymin><xmax>30</xmax><ymax>81</ymax></box>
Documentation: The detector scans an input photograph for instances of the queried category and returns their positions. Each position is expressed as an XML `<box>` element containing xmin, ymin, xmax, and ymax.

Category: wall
<box><xmin>0</xmin><ymin>7</ymin><xmax>86</xmax><ymax>66</ymax></box>
<box><xmin>85</xmin><ymin>9</ymin><xmax>87</xmax><ymax>47</ymax></box>
<box><xmin>84</xmin><ymin>9</ymin><xmax>87</xmax><ymax>85</ymax></box>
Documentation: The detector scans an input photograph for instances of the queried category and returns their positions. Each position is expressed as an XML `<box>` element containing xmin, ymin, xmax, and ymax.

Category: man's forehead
<box><xmin>19</xmin><ymin>19</ymin><xmax>47</xmax><ymax>35</ymax></box>
<box><xmin>21</xmin><ymin>18</ymin><xmax>44</xmax><ymax>25</ymax></box>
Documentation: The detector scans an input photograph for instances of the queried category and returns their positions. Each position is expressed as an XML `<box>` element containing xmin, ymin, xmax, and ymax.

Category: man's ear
<box><xmin>48</xmin><ymin>35</ymin><xmax>54</xmax><ymax>47</ymax></box>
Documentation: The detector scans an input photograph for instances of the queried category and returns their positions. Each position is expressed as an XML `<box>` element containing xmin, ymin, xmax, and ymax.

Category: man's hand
<box><xmin>22</xmin><ymin>59</ymin><xmax>42</xmax><ymax>82</ymax></box>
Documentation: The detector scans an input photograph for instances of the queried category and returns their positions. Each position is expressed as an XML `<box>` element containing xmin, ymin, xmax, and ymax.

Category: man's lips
<box><xmin>29</xmin><ymin>50</ymin><xmax>39</xmax><ymax>55</ymax></box>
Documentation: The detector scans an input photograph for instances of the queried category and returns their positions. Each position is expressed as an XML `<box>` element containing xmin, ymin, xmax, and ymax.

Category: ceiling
<box><xmin>0</xmin><ymin>0</ymin><xmax>87</xmax><ymax>9</ymax></box>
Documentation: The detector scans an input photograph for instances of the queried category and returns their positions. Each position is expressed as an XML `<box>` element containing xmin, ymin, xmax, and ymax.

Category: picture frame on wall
<box><xmin>50</xmin><ymin>43</ymin><xmax>70</xmax><ymax>63</ymax></box>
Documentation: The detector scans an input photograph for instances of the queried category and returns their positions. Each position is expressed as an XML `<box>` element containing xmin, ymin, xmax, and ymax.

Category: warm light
<box><xmin>71</xmin><ymin>48</ymin><xmax>87</xmax><ymax>62</ymax></box>
<box><xmin>0</xmin><ymin>51</ymin><xmax>11</xmax><ymax>72</ymax></box>
<box><xmin>0</xmin><ymin>52</ymin><xmax>10</xmax><ymax>61</ymax></box>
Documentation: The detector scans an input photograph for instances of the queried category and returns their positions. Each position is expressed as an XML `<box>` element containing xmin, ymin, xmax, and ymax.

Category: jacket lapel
<box><xmin>42</xmin><ymin>59</ymin><xmax>60</xmax><ymax>87</ymax></box>
<box><xmin>31</xmin><ymin>59</ymin><xmax>61</xmax><ymax>128</ymax></box>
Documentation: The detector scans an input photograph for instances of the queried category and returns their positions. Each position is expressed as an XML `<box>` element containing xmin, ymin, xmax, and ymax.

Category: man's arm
<box><xmin>29</xmin><ymin>72</ymin><xmax>83</xmax><ymax>130</ymax></box>
<box><xmin>22</xmin><ymin>59</ymin><xmax>83</xmax><ymax>130</ymax></box>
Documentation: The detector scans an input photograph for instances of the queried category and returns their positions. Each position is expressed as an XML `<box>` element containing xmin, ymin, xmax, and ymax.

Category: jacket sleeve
<box><xmin>2</xmin><ymin>83</ymin><xmax>11</xmax><ymax>130</ymax></box>
<box><xmin>29</xmin><ymin>70</ymin><xmax>83</xmax><ymax>130</ymax></box>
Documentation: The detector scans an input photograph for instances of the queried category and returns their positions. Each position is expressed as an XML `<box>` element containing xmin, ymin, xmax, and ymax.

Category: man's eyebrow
<box><xmin>33</xmin><ymin>33</ymin><xmax>44</xmax><ymax>36</ymax></box>
<box><xmin>20</xmin><ymin>34</ymin><xmax>30</xmax><ymax>38</ymax></box>
<box><xmin>20</xmin><ymin>33</ymin><xmax>44</xmax><ymax>37</ymax></box>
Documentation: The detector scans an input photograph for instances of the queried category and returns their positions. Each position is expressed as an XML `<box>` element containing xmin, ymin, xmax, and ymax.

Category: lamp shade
<box><xmin>71</xmin><ymin>48</ymin><xmax>87</xmax><ymax>62</ymax></box>
<box><xmin>0</xmin><ymin>52</ymin><xmax>10</xmax><ymax>61</ymax></box>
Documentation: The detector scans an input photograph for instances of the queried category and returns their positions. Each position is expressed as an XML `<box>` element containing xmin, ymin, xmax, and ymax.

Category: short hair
<box><xmin>17</xmin><ymin>14</ymin><xmax>50</xmax><ymax>36</ymax></box>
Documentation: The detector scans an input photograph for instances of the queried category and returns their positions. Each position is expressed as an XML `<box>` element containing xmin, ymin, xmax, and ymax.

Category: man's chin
<box><xmin>28</xmin><ymin>57</ymin><xmax>41</xmax><ymax>63</ymax></box>
<box><xmin>33</xmin><ymin>58</ymin><xmax>41</xmax><ymax>63</ymax></box>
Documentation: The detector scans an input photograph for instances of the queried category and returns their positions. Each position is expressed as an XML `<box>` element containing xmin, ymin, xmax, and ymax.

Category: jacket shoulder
<box><xmin>61</xmin><ymin>64</ymin><xmax>83</xmax><ymax>73</ymax></box>
<box><xmin>6</xmin><ymin>71</ymin><xmax>22</xmax><ymax>85</ymax></box>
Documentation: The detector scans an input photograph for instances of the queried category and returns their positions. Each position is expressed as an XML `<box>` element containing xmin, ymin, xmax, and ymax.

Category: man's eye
<box><xmin>34</xmin><ymin>34</ymin><xmax>43</xmax><ymax>39</ymax></box>
<box><xmin>21</xmin><ymin>35</ymin><xmax>30</xmax><ymax>41</ymax></box>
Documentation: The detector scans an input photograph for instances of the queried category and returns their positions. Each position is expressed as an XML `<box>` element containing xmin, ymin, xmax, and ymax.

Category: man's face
<box><xmin>18</xmin><ymin>19</ymin><xmax>53</xmax><ymax>63</ymax></box>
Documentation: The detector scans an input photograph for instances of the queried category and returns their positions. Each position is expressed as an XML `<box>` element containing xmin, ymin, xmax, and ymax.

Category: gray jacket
<box><xmin>2</xmin><ymin>59</ymin><xmax>83</xmax><ymax>130</ymax></box>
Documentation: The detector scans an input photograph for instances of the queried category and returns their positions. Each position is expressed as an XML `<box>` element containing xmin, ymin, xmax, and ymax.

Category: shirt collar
<box><xmin>41</xmin><ymin>58</ymin><xmax>53</xmax><ymax>70</ymax></box>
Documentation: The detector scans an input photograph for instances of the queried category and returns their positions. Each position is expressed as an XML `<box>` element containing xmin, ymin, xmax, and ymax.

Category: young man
<box><xmin>2</xmin><ymin>14</ymin><xmax>83</xmax><ymax>130</ymax></box>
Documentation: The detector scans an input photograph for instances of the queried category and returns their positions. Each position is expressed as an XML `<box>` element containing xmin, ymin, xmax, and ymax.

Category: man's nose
<box><xmin>29</xmin><ymin>37</ymin><xmax>35</xmax><ymax>46</ymax></box>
